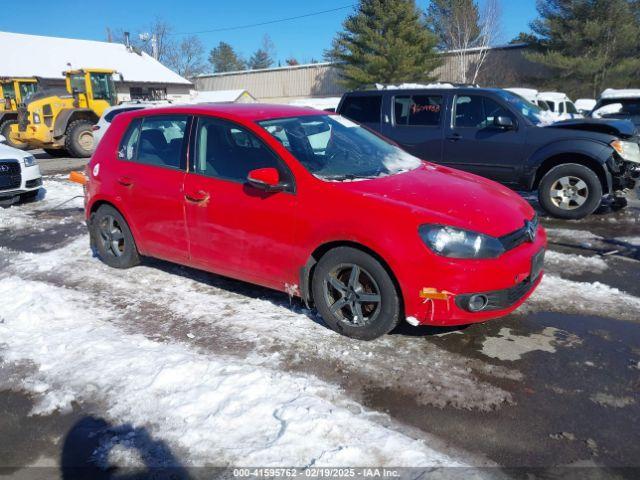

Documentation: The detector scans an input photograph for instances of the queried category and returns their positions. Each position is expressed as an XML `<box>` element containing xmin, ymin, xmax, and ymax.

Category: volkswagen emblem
<box><xmin>0</xmin><ymin>165</ymin><xmax>9</xmax><ymax>173</ymax></box>
<box><xmin>525</xmin><ymin>220</ymin><xmax>536</xmax><ymax>242</ymax></box>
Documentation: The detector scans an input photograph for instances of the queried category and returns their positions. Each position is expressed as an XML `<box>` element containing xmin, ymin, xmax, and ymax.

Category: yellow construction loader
<box><xmin>11</xmin><ymin>68</ymin><xmax>118</xmax><ymax>157</ymax></box>
<box><xmin>0</xmin><ymin>77</ymin><xmax>38</xmax><ymax>149</ymax></box>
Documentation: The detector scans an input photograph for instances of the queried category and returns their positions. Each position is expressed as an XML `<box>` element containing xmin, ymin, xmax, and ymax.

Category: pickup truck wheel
<box><xmin>312</xmin><ymin>247</ymin><xmax>400</xmax><ymax>340</ymax></box>
<box><xmin>65</xmin><ymin>120</ymin><xmax>95</xmax><ymax>158</ymax></box>
<box><xmin>0</xmin><ymin>121</ymin><xmax>28</xmax><ymax>150</ymax></box>
<box><xmin>90</xmin><ymin>205</ymin><xmax>140</xmax><ymax>269</ymax></box>
<box><xmin>538</xmin><ymin>163</ymin><xmax>602</xmax><ymax>219</ymax></box>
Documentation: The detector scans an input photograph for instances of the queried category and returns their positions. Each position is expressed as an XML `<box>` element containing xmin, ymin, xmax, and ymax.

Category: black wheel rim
<box><xmin>98</xmin><ymin>215</ymin><xmax>125</xmax><ymax>258</ymax></box>
<box><xmin>322</xmin><ymin>263</ymin><xmax>382</xmax><ymax>326</ymax></box>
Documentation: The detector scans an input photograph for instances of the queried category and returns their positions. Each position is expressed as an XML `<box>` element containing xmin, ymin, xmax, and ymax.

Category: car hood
<box><xmin>335</xmin><ymin>163</ymin><xmax>534</xmax><ymax>238</ymax></box>
<box><xmin>0</xmin><ymin>142</ymin><xmax>28</xmax><ymax>159</ymax></box>
<box><xmin>545</xmin><ymin>118</ymin><xmax>637</xmax><ymax>138</ymax></box>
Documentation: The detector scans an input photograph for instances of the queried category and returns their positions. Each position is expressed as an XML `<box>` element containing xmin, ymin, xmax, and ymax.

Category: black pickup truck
<box><xmin>337</xmin><ymin>87</ymin><xmax>640</xmax><ymax>219</ymax></box>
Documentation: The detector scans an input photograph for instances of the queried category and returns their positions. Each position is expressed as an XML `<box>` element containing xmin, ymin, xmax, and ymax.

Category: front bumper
<box><xmin>0</xmin><ymin>163</ymin><xmax>42</xmax><ymax>198</ymax></box>
<box><xmin>10</xmin><ymin>123</ymin><xmax>59</xmax><ymax>149</ymax></box>
<box><xmin>402</xmin><ymin>226</ymin><xmax>547</xmax><ymax>326</ymax></box>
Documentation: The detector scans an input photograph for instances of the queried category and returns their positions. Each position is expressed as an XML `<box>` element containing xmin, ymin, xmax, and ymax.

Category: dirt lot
<box><xmin>0</xmin><ymin>152</ymin><xmax>639</xmax><ymax>478</ymax></box>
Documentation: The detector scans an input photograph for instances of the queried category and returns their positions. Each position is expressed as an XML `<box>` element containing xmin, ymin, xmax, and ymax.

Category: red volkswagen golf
<box><xmin>85</xmin><ymin>104</ymin><xmax>545</xmax><ymax>340</ymax></box>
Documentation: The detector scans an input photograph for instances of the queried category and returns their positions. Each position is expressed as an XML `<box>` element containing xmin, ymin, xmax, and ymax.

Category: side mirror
<box><xmin>0</xmin><ymin>134</ymin><xmax>6</xmax><ymax>143</ymax></box>
<box><xmin>494</xmin><ymin>116</ymin><xmax>515</xmax><ymax>129</ymax></box>
<box><xmin>247</xmin><ymin>167</ymin><xmax>287</xmax><ymax>192</ymax></box>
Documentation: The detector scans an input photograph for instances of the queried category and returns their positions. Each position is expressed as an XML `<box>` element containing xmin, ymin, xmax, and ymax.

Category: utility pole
<box><xmin>139</xmin><ymin>32</ymin><xmax>159</xmax><ymax>60</ymax></box>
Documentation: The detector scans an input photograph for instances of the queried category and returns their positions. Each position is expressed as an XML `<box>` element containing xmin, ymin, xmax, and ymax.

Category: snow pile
<box><xmin>376</xmin><ymin>83</ymin><xmax>455</xmax><ymax>90</ymax></box>
<box><xmin>0</xmin><ymin>277</ymin><xmax>465</xmax><ymax>467</ymax></box>
<box><xmin>288</xmin><ymin>97</ymin><xmax>341</xmax><ymax>111</ymax></box>
<box><xmin>544</xmin><ymin>251</ymin><xmax>608</xmax><ymax>275</ymax></box>
<box><xmin>0</xmin><ymin>175</ymin><xmax>83</xmax><ymax>231</ymax></box>
<box><xmin>523</xmin><ymin>274</ymin><xmax>640</xmax><ymax>322</ymax></box>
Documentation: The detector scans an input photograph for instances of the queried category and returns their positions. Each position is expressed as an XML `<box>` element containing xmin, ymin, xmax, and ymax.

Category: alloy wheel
<box><xmin>550</xmin><ymin>175</ymin><xmax>589</xmax><ymax>210</ymax></box>
<box><xmin>98</xmin><ymin>214</ymin><xmax>125</xmax><ymax>257</ymax></box>
<box><xmin>323</xmin><ymin>263</ymin><xmax>382</xmax><ymax>326</ymax></box>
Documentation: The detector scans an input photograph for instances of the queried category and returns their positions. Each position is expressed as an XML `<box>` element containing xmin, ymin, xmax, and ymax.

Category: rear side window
<box><xmin>194</xmin><ymin>117</ymin><xmax>285</xmax><ymax>184</ymax></box>
<box><xmin>118</xmin><ymin>115</ymin><xmax>188</xmax><ymax>169</ymax></box>
<box><xmin>105</xmin><ymin>107</ymin><xmax>144</xmax><ymax>123</ymax></box>
<box><xmin>340</xmin><ymin>95</ymin><xmax>382</xmax><ymax>124</ymax></box>
<box><xmin>559</xmin><ymin>102</ymin><xmax>565</xmax><ymax>114</ymax></box>
<box><xmin>394</xmin><ymin>95</ymin><xmax>442</xmax><ymax>126</ymax></box>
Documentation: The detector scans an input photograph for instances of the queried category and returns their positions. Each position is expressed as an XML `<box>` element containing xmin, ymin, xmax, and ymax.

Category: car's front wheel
<box><xmin>538</xmin><ymin>163</ymin><xmax>603</xmax><ymax>219</ymax></box>
<box><xmin>90</xmin><ymin>205</ymin><xmax>140</xmax><ymax>269</ymax></box>
<box><xmin>312</xmin><ymin>247</ymin><xmax>400</xmax><ymax>340</ymax></box>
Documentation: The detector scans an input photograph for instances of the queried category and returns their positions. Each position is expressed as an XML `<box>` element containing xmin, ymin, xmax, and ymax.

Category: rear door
<box><xmin>442</xmin><ymin>94</ymin><xmax>526</xmax><ymax>185</ymax></box>
<box><xmin>183</xmin><ymin>116</ymin><xmax>298</xmax><ymax>289</ymax></box>
<box><xmin>380</xmin><ymin>92</ymin><xmax>445</xmax><ymax>162</ymax></box>
<box><xmin>114</xmin><ymin>114</ymin><xmax>190</xmax><ymax>262</ymax></box>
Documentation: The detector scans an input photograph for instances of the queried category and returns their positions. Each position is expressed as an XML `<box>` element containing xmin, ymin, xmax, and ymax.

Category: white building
<box><xmin>0</xmin><ymin>31</ymin><xmax>192</xmax><ymax>102</ymax></box>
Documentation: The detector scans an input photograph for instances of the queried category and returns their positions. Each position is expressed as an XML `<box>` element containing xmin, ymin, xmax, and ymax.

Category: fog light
<box><xmin>468</xmin><ymin>294</ymin><xmax>488</xmax><ymax>312</ymax></box>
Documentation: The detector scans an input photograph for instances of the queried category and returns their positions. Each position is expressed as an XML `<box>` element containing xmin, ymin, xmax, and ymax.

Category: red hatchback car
<box><xmin>85</xmin><ymin>104</ymin><xmax>546</xmax><ymax>340</ymax></box>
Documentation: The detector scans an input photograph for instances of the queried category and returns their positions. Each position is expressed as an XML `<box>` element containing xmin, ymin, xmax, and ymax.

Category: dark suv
<box><xmin>337</xmin><ymin>87</ymin><xmax>640</xmax><ymax>219</ymax></box>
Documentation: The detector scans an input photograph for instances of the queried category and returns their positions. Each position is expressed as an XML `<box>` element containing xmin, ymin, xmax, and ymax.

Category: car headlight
<box><xmin>611</xmin><ymin>140</ymin><xmax>640</xmax><ymax>164</ymax></box>
<box><xmin>32</xmin><ymin>112</ymin><xmax>41</xmax><ymax>124</ymax></box>
<box><xmin>419</xmin><ymin>225</ymin><xmax>505</xmax><ymax>259</ymax></box>
<box><xmin>23</xmin><ymin>155</ymin><xmax>37</xmax><ymax>167</ymax></box>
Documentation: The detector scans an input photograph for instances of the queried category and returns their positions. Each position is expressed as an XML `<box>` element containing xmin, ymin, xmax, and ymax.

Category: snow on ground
<box><xmin>0</xmin><ymin>175</ymin><xmax>83</xmax><ymax>232</ymax></box>
<box><xmin>0</xmin><ymin>277</ymin><xmax>466</xmax><ymax>468</ymax></box>
<box><xmin>522</xmin><ymin>274</ymin><xmax>640</xmax><ymax>322</ymax></box>
<box><xmin>544</xmin><ymin>251</ymin><xmax>608</xmax><ymax>275</ymax></box>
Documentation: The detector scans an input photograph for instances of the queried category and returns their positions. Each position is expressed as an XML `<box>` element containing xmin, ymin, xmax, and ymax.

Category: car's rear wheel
<box><xmin>538</xmin><ymin>163</ymin><xmax>602</xmax><ymax>219</ymax></box>
<box><xmin>312</xmin><ymin>247</ymin><xmax>400</xmax><ymax>340</ymax></box>
<box><xmin>0</xmin><ymin>120</ymin><xmax>28</xmax><ymax>150</ymax></box>
<box><xmin>90</xmin><ymin>205</ymin><xmax>140</xmax><ymax>269</ymax></box>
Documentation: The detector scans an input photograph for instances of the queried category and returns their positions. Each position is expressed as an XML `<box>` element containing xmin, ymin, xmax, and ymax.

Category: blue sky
<box><xmin>0</xmin><ymin>0</ymin><xmax>538</xmax><ymax>65</ymax></box>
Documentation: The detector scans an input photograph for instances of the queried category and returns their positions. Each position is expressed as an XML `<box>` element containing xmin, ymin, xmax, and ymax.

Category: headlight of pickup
<box><xmin>611</xmin><ymin>140</ymin><xmax>640</xmax><ymax>164</ymax></box>
<box><xmin>419</xmin><ymin>225</ymin><xmax>505</xmax><ymax>259</ymax></box>
<box><xmin>23</xmin><ymin>155</ymin><xmax>37</xmax><ymax>167</ymax></box>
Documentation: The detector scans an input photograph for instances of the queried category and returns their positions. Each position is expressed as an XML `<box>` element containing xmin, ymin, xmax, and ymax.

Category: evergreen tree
<box><xmin>527</xmin><ymin>0</ymin><xmax>640</xmax><ymax>97</ymax></box>
<box><xmin>326</xmin><ymin>0</ymin><xmax>441</xmax><ymax>88</ymax></box>
<box><xmin>208</xmin><ymin>42</ymin><xmax>245</xmax><ymax>72</ymax></box>
<box><xmin>248</xmin><ymin>35</ymin><xmax>276</xmax><ymax>70</ymax></box>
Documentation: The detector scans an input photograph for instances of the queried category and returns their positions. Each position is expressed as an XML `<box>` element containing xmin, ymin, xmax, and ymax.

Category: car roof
<box><xmin>600</xmin><ymin>88</ymin><xmax>640</xmax><ymax>100</ymax></box>
<box><xmin>343</xmin><ymin>87</ymin><xmax>503</xmax><ymax>95</ymax></box>
<box><xmin>538</xmin><ymin>92</ymin><xmax>569</xmax><ymax>100</ymax></box>
<box><xmin>120</xmin><ymin>103</ymin><xmax>325</xmax><ymax>122</ymax></box>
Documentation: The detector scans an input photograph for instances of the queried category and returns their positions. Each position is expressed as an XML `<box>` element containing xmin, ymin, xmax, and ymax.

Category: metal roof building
<box><xmin>0</xmin><ymin>31</ymin><xmax>192</xmax><ymax>102</ymax></box>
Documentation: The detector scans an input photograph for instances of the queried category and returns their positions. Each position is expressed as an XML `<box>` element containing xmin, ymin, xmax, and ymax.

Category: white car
<box><xmin>0</xmin><ymin>134</ymin><xmax>42</xmax><ymax>202</ymax></box>
<box><xmin>575</xmin><ymin>98</ymin><xmax>596</xmax><ymax>115</ymax></box>
<box><xmin>93</xmin><ymin>101</ymin><xmax>172</xmax><ymax>145</ymax></box>
<box><xmin>504</xmin><ymin>88</ymin><xmax>551</xmax><ymax>110</ymax></box>
<box><xmin>537</xmin><ymin>92</ymin><xmax>582</xmax><ymax>119</ymax></box>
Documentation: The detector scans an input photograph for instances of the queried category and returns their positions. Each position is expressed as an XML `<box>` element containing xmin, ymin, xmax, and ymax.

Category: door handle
<box><xmin>117</xmin><ymin>176</ymin><xmax>133</xmax><ymax>187</ymax></box>
<box><xmin>446</xmin><ymin>133</ymin><xmax>462</xmax><ymax>142</ymax></box>
<box><xmin>184</xmin><ymin>190</ymin><xmax>210</xmax><ymax>205</ymax></box>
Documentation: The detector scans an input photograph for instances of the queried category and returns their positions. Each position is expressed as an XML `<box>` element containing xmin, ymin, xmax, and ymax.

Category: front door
<box><xmin>443</xmin><ymin>94</ymin><xmax>526</xmax><ymax>185</ymax></box>
<box><xmin>114</xmin><ymin>114</ymin><xmax>190</xmax><ymax>262</ymax></box>
<box><xmin>183</xmin><ymin>117</ymin><xmax>298</xmax><ymax>290</ymax></box>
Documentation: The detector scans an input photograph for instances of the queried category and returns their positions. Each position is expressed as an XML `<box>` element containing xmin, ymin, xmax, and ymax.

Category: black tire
<box><xmin>311</xmin><ymin>247</ymin><xmax>400</xmax><ymax>340</ymax></box>
<box><xmin>43</xmin><ymin>148</ymin><xmax>70</xmax><ymax>157</ymax></box>
<box><xmin>538</xmin><ymin>163</ymin><xmax>603</xmax><ymax>219</ymax></box>
<box><xmin>64</xmin><ymin>119</ymin><xmax>95</xmax><ymax>158</ymax></box>
<box><xmin>0</xmin><ymin>120</ymin><xmax>29</xmax><ymax>150</ymax></box>
<box><xmin>90</xmin><ymin>205</ymin><xmax>140</xmax><ymax>269</ymax></box>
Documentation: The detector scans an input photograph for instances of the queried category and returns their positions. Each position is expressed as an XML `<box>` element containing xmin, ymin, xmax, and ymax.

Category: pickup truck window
<box><xmin>340</xmin><ymin>95</ymin><xmax>382</xmax><ymax>124</ymax></box>
<box><xmin>454</xmin><ymin>95</ymin><xmax>514</xmax><ymax>128</ymax></box>
<box><xmin>394</xmin><ymin>95</ymin><xmax>442</xmax><ymax>126</ymax></box>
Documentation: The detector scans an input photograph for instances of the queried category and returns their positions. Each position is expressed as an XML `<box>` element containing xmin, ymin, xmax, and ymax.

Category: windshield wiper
<box><xmin>319</xmin><ymin>173</ymin><xmax>381</xmax><ymax>181</ymax></box>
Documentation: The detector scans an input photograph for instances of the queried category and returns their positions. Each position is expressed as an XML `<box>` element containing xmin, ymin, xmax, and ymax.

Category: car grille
<box><xmin>26</xmin><ymin>178</ymin><xmax>42</xmax><ymax>188</ymax></box>
<box><xmin>0</xmin><ymin>160</ymin><xmax>21</xmax><ymax>191</ymax></box>
<box><xmin>499</xmin><ymin>214</ymin><xmax>539</xmax><ymax>251</ymax></box>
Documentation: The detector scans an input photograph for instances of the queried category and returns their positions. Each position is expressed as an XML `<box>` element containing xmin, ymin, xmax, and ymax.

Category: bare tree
<box><xmin>427</xmin><ymin>0</ymin><xmax>502</xmax><ymax>84</ymax></box>
<box><xmin>165</xmin><ymin>36</ymin><xmax>207</xmax><ymax>78</ymax></box>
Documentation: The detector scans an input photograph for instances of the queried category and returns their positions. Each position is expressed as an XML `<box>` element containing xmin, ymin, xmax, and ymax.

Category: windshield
<box><xmin>495</xmin><ymin>90</ymin><xmax>549</xmax><ymax>125</ymax></box>
<box><xmin>258</xmin><ymin>114</ymin><xmax>422</xmax><ymax>180</ymax></box>
<box><xmin>594</xmin><ymin>98</ymin><xmax>640</xmax><ymax>125</ymax></box>
<box><xmin>91</xmin><ymin>73</ymin><xmax>118</xmax><ymax>105</ymax></box>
